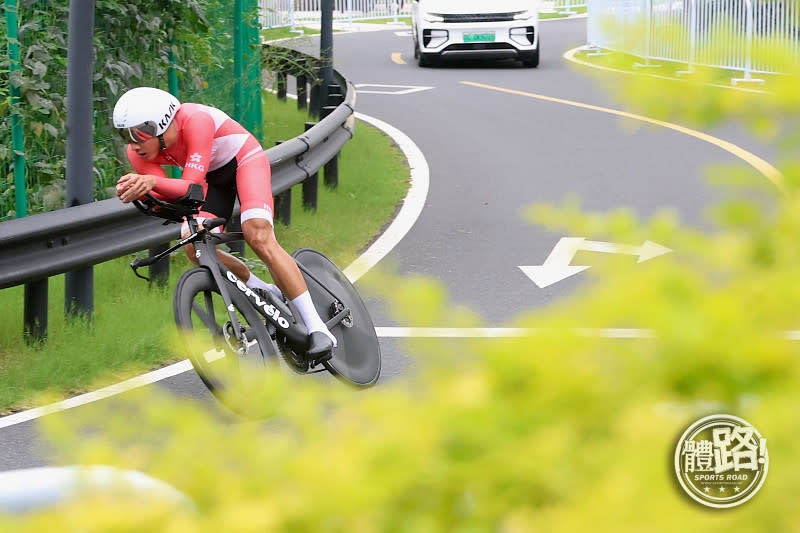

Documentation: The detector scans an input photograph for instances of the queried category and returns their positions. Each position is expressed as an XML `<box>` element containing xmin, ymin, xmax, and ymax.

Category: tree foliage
<box><xmin>0</xmin><ymin>0</ymin><xmax>225</xmax><ymax>218</ymax></box>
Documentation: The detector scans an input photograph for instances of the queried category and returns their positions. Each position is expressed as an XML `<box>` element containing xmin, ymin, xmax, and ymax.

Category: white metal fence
<box><xmin>259</xmin><ymin>1</ymin><xmax>591</xmax><ymax>29</ymax></box>
<box><xmin>259</xmin><ymin>0</ymin><xmax>410</xmax><ymax>29</ymax></box>
<box><xmin>587</xmin><ymin>0</ymin><xmax>800</xmax><ymax>82</ymax></box>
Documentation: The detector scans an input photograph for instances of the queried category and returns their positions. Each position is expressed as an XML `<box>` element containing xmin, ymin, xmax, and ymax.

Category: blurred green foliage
<box><xmin>2</xmin><ymin>23</ymin><xmax>800</xmax><ymax>533</ymax></box>
<box><xmin>0</xmin><ymin>0</ymin><xmax>262</xmax><ymax>220</ymax></box>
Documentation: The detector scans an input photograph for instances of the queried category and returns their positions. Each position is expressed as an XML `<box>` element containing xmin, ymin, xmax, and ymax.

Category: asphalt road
<box><xmin>0</xmin><ymin>17</ymin><xmax>780</xmax><ymax>471</ymax></box>
<box><xmin>331</xmin><ymin>19</ymin><xmax>772</xmax><ymax>321</ymax></box>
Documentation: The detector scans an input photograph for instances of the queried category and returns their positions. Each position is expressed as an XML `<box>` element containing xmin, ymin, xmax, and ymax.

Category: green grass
<box><xmin>540</xmin><ymin>7</ymin><xmax>587</xmax><ymax>18</ymax></box>
<box><xmin>261</xmin><ymin>27</ymin><xmax>320</xmax><ymax>42</ymax></box>
<box><xmin>356</xmin><ymin>16</ymin><xmax>411</xmax><ymax>25</ymax></box>
<box><xmin>0</xmin><ymin>91</ymin><xmax>409</xmax><ymax>413</ymax></box>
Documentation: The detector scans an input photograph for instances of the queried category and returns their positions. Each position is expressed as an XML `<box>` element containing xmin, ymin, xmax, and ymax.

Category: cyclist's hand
<box><xmin>116</xmin><ymin>174</ymin><xmax>156</xmax><ymax>203</ymax></box>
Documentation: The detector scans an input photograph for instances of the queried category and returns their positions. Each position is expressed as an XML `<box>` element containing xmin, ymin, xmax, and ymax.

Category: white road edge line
<box><xmin>0</xmin><ymin>362</ymin><xmax>194</xmax><ymax>429</ymax></box>
<box><xmin>0</xmin><ymin>111</ymin><xmax>430</xmax><ymax>429</ymax></box>
<box><xmin>375</xmin><ymin>327</ymin><xmax>654</xmax><ymax>338</ymax></box>
<box><xmin>344</xmin><ymin>112</ymin><xmax>429</xmax><ymax>282</ymax></box>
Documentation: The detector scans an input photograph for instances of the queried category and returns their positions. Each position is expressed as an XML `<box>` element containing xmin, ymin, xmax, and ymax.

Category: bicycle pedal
<box><xmin>308</xmin><ymin>350</ymin><xmax>333</xmax><ymax>369</ymax></box>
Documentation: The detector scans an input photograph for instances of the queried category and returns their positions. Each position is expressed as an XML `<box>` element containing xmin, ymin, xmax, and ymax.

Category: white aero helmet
<box><xmin>113</xmin><ymin>87</ymin><xmax>180</xmax><ymax>149</ymax></box>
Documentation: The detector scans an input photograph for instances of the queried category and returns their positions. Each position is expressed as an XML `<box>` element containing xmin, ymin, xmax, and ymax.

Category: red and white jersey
<box><xmin>126</xmin><ymin>103</ymin><xmax>266</xmax><ymax>201</ymax></box>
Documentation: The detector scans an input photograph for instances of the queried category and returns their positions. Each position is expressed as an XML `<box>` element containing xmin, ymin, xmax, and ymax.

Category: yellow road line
<box><xmin>461</xmin><ymin>80</ymin><xmax>783</xmax><ymax>189</ymax></box>
<box><xmin>391</xmin><ymin>52</ymin><xmax>406</xmax><ymax>65</ymax></box>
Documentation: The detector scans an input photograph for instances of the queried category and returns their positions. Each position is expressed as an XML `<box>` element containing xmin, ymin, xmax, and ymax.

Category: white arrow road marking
<box><xmin>519</xmin><ymin>237</ymin><xmax>672</xmax><ymax>288</ymax></box>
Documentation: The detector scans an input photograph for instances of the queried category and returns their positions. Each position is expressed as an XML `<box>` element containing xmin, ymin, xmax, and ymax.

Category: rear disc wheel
<box><xmin>292</xmin><ymin>249</ymin><xmax>381</xmax><ymax>387</ymax></box>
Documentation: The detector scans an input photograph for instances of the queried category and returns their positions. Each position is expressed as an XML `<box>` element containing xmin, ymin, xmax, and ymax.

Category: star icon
<box><xmin>704</xmin><ymin>487</ymin><xmax>711</xmax><ymax>493</ymax></box>
<box><xmin>734</xmin><ymin>487</ymin><xmax>741</xmax><ymax>492</ymax></box>
<box><xmin>719</xmin><ymin>487</ymin><xmax>726</xmax><ymax>493</ymax></box>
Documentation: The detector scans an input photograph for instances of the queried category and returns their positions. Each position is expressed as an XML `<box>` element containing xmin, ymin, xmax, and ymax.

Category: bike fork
<box><xmin>193</xmin><ymin>241</ymin><xmax>250</xmax><ymax>350</ymax></box>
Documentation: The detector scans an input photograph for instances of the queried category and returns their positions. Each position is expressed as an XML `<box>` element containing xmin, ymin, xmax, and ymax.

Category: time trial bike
<box><xmin>128</xmin><ymin>184</ymin><xmax>381</xmax><ymax>410</ymax></box>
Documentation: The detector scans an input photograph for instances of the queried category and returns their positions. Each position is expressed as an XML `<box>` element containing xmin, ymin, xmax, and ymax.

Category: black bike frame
<box><xmin>133</xmin><ymin>217</ymin><xmax>318</xmax><ymax>352</ymax></box>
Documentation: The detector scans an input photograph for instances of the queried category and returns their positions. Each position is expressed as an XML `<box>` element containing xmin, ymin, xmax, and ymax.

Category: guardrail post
<box><xmin>296</xmin><ymin>59</ymin><xmax>308</xmax><ymax>111</ymax></box>
<box><xmin>309</xmin><ymin>78</ymin><xmax>320</xmax><ymax>119</ymax></box>
<box><xmin>275</xmin><ymin>190</ymin><xmax>292</xmax><ymax>226</ymax></box>
<box><xmin>277</xmin><ymin>61</ymin><xmax>288</xmax><ymax>101</ymax></box>
<box><xmin>321</xmin><ymin>89</ymin><xmax>343</xmax><ymax>189</ymax></box>
<box><xmin>226</xmin><ymin>214</ymin><xmax>245</xmax><ymax>255</ymax></box>
<box><xmin>148</xmin><ymin>243</ymin><xmax>171</xmax><ymax>288</ymax></box>
<box><xmin>64</xmin><ymin>0</ymin><xmax>96</xmax><ymax>320</ymax></box>
<box><xmin>320</xmin><ymin>0</ymin><xmax>334</xmax><ymax>116</ymax></box>
<box><xmin>24</xmin><ymin>279</ymin><xmax>48</xmax><ymax>344</ymax></box>
<box><xmin>302</xmin><ymin>122</ymin><xmax>319</xmax><ymax>211</ymax></box>
<box><xmin>274</xmin><ymin>141</ymin><xmax>292</xmax><ymax>226</ymax></box>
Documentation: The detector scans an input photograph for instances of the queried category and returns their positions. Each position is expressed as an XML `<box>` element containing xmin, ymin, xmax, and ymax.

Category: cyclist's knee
<box><xmin>242</xmin><ymin>219</ymin><xmax>279</xmax><ymax>256</ymax></box>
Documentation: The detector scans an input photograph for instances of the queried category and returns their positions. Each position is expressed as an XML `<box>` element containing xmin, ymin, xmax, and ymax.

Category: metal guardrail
<box><xmin>0</xmin><ymin>48</ymin><xmax>355</xmax><ymax>295</ymax></box>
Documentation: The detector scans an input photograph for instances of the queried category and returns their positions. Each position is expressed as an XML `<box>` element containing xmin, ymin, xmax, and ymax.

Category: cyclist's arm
<box><xmin>122</xmin><ymin>110</ymin><xmax>215</xmax><ymax>201</ymax></box>
<box><xmin>116</xmin><ymin>147</ymin><xmax>168</xmax><ymax>203</ymax></box>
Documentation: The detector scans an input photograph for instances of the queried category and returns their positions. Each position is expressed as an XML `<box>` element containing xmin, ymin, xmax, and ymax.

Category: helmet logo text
<box><xmin>158</xmin><ymin>102</ymin><xmax>177</xmax><ymax>131</ymax></box>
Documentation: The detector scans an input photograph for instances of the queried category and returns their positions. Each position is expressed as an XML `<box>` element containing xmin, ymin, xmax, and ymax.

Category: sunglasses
<box><xmin>117</xmin><ymin>121</ymin><xmax>158</xmax><ymax>143</ymax></box>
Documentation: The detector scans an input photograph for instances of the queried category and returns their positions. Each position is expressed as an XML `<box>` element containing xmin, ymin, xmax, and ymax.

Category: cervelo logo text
<box><xmin>185</xmin><ymin>152</ymin><xmax>205</xmax><ymax>173</ymax></box>
<box><xmin>157</xmin><ymin>101</ymin><xmax>177</xmax><ymax>131</ymax></box>
<box><xmin>226</xmin><ymin>271</ymin><xmax>290</xmax><ymax>329</ymax></box>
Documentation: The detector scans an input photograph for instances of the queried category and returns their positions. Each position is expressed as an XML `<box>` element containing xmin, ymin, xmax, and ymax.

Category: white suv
<box><xmin>411</xmin><ymin>0</ymin><xmax>541</xmax><ymax>68</ymax></box>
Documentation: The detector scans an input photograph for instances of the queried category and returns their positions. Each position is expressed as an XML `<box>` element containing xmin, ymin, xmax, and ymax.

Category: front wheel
<box><xmin>521</xmin><ymin>42</ymin><xmax>540</xmax><ymax>68</ymax></box>
<box><xmin>173</xmin><ymin>267</ymin><xmax>276</xmax><ymax>410</ymax></box>
<box><xmin>418</xmin><ymin>52</ymin><xmax>437</xmax><ymax>68</ymax></box>
<box><xmin>292</xmin><ymin>249</ymin><xmax>381</xmax><ymax>387</ymax></box>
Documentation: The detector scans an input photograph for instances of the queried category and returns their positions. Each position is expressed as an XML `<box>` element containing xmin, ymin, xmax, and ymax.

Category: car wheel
<box><xmin>522</xmin><ymin>43</ymin><xmax>540</xmax><ymax>68</ymax></box>
<box><xmin>418</xmin><ymin>52</ymin><xmax>436</xmax><ymax>67</ymax></box>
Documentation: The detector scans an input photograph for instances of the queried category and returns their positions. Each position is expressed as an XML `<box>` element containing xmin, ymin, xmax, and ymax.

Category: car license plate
<box><xmin>463</xmin><ymin>32</ymin><xmax>495</xmax><ymax>43</ymax></box>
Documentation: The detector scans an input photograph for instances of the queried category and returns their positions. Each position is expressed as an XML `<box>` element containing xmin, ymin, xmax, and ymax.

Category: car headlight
<box><xmin>513</xmin><ymin>10</ymin><xmax>532</xmax><ymax>20</ymax></box>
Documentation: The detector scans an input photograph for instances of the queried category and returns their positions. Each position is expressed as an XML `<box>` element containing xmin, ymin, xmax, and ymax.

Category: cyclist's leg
<box><xmin>241</xmin><ymin>218</ymin><xmax>336</xmax><ymax>355</ymax></box>
<box><xmin>235</xmin><ymin>144</ymin><xmax>336</xmax><ymax>354</ymax></box>
<box><xmin>180</xmin><ymin>179</ymin><xmax>276</xmax><ymax>293</ymax></box>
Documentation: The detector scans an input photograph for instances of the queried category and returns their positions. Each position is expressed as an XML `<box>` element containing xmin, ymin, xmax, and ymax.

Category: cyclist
<box><xmin>112</xmin><ymin>87</ymin><xmax>335</xmax><ymax>362</ymax></box>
